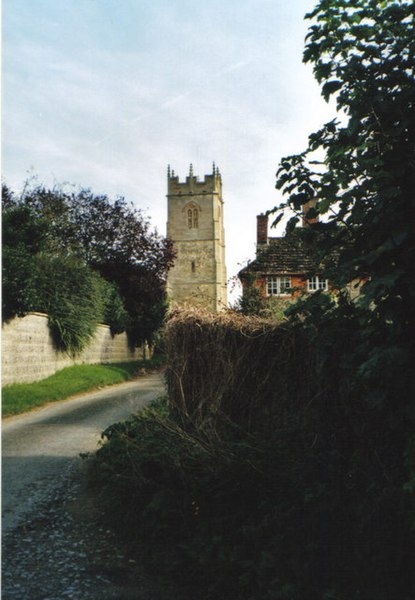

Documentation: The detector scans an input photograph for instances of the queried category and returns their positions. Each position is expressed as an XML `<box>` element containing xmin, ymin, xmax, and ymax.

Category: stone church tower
<box><xmin>166</xmin><ymin>163</ymin><xmax>227</xmax><ymax>311</ymax></box>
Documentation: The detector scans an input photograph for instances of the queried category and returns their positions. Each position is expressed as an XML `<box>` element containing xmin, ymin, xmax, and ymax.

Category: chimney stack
<box><xmin>302</xmin><ymin>200</ymin><xmax>319</xmax><ymax>227</ymax></box>
<box><xmin>257</xmin><ymin>213</ymin><xmax>269</xmax><ymax>245</ymax></box>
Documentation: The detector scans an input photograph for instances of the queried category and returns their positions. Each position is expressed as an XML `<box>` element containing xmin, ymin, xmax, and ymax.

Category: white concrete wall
<box><xmin>1</xmin><ymin>312</ymin><xmax>146</xmax><ymax>386</ymax></box>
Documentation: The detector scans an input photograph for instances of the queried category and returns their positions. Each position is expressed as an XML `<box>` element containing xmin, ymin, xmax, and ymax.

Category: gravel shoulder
<box><xmin>2</xmin><ymin>374</ymin><xmax>180</xmax><ymax>599</ymax></box>
<box><xmin>2</xmin><ymin>374</ymin><xmax>165</xmax><ymax>534</ymax></box>
<box><xmin>2</xmin><ymin>459</ymin><xmax>177</xmax><ymax>600</ymax></box>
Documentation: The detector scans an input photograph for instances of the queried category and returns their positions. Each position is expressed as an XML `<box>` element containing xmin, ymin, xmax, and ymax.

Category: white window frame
<box><xmin>307</xmin><ymin>276</ymin><xmax>328</xmax><ymax>292</ymax></box>
<box><xmin>267</xmin><ymin>276</ymin><xmax>291</xmax><ymax>296</ymax></box>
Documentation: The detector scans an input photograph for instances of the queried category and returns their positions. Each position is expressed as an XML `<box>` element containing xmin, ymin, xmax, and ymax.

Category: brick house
<box><xmin>238</xmin><ymin>212</ymin><xmax>331</xmax><ymax>301</ymax></box>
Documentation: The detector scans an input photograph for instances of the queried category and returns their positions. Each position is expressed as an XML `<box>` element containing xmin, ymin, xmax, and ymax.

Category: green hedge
<box><xmin>88</xmin><ymin>312</ymin><xmax>415</xmax><ymax>600</ymax></box>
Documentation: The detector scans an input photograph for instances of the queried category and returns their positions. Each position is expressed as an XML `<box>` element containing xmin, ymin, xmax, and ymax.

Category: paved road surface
<box><xmin>2</xmin><ymin>373</ymin><xmax>165</xmax><ymax>535</ymax></box>
<box><xmin>2</xmin><ymin>372</ymin><xmax>186</xmax><ymax>599</ymax></box>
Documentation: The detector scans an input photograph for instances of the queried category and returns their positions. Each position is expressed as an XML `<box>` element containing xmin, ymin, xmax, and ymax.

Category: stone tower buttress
<box><xmin>166</xmin><ymin>163</ymin><xmax>227</xmax><ymax>311</ymax></box>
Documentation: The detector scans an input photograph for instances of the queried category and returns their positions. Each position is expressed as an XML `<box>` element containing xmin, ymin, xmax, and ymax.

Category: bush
<box><xmin>2</xmin><ymin>246</ymin><xmax>39</xmax><ymax>321</ymax></box>
<box><xmin>96</xmin><ymin>278</ymin><xmax>129</xmax><ymax>335</ymax></box>
<box><xmin>89</xmin><ymin>310</ymin><xmax>415</xmax><ymax>600</ymax></box>
<box><xmin>34</xmin><ymin>254</ymin><xmax>106</xmax><ymax>355</ymax></box>
<box><xmin>90</xmin><ymin>397</ymin><xmax>412</xmax><ymax>600</ymax></box>
<box><xmin>2</xmin><ymin>204</ymin><xmax>47</xmax><ymax>320</ymax></box>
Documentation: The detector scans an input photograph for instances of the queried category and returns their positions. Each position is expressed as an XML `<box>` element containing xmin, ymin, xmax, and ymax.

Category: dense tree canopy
<box><xmin>2</xmin><ymin>183</ymin><xmax>175</xmax><ymax>348</ymax></box>
<box><xmin>272</xmin><ymin>0</ymin><xmax>415</xmax><ymax>397</ymax></box>
<box><xmin>2</xmin><ymin>201</ymin><xmax>48</xmax><ymax>320</ymax></box>
<box><xmin>268</xmin><ymin>1</ymin><xmax>415</xmax><ymax>595</ymax></box>
<box><xmin>20</xmin><ymin>185</ymin><xmax>173</xmax><ymax>275</ymax></box>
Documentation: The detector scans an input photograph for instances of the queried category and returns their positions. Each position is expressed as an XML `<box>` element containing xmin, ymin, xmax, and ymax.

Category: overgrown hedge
<box><xmin>89</xmin><ymin>308</ymin><xmax>415</xmax><ymax>599</ymax></box>
<box><xmin>165</xmin><ymin>308</ymin><xmax>320</xmax><ymax>434</ymax></box>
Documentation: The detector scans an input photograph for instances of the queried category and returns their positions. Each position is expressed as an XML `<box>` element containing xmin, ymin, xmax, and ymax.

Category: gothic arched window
<box><xmin>187</xmin><ymin>207</ymin><xmax>199</xmax><ymax>229</ymax></box>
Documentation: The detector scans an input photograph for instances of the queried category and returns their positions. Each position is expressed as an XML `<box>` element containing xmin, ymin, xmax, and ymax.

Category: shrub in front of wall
<box><xmin>34</xmin><ymin>254</ymin><xmax>107</xmax><ymax>355</ymax></box>
<box><xmin>2</xmin><ymin>204</ymin><xmax>48</xmax><ymax>321</ymax></box>
<box><xmin>96</xmin><ymin>278</ymin><xmax>129</xmax><ymax>335</ymax></box>
<box><xmin>2</xmin><ymin>246</ymin><xmax>39</xmax><ymax>321</ymax></box>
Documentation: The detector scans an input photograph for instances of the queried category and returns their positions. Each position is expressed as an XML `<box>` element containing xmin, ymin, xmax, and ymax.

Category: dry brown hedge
<box><xmin>165</xmin><ymin>307</ymin><xmax>324</xmax><ymax>434</ymax></box>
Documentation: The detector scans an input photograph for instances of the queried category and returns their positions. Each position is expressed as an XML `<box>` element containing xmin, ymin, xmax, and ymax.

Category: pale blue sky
<box><xmin>2</xmin><ymin>0</ymin><xmax>334</xmax><ymax>301</ymax></box>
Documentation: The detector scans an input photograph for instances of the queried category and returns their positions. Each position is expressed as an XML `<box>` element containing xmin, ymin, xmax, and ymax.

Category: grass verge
<box><xmin>2</xmin><ymin>356</ymin><xmax>164</xmax><ymax>417</ymax></box>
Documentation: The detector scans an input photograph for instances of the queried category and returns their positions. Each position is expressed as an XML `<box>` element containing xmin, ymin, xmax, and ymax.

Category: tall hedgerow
<box><xmin>2</xmin><ymin>182</ymin><xmax>174</xmax><ymax>349</ymax></box>
<box><xmin>2</xmin><ymin>198</ymin><xmax>47</xmax><ymax>320</ymax></box>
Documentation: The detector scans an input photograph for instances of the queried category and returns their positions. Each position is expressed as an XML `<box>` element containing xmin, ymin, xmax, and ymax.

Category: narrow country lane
<box><xmin>2</xmin><ymin>373</ymin><xmax>165</xmax><ymax>534</ymax></box>
<box><xmin>1</xmin><ymin>373</ymin><xmax>178</xmax><ymax>600</ymax></box>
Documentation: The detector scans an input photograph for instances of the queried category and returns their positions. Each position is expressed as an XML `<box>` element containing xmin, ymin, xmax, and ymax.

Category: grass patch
<box><xmin>2</xmin><ymin>356</ymin><xmax>164</xmax><ymax>417</ymax></box>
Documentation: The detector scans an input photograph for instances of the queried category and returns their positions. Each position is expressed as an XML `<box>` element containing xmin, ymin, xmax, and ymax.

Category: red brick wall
<box><xmin>252</xmin><ymin>274</ymin><xmax>308</xmax><ymax>298</ymax></box>
<box><xmin>256</xmin><ymin>214</ymin><xmax>269</xmax><ymax>244</ymax></box>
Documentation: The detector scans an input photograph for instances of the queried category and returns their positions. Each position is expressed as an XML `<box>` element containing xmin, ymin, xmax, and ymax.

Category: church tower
<box><xmin>166</xmin><ymin>163</ymin><xmax>227</xmax><ymax>311</ymax></box>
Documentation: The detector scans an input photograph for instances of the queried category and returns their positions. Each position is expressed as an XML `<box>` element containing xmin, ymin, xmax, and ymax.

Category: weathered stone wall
<box><xmin>1</xmin><ymin>313</ymin><xmax>146</xmax><ymax>386</ymax></box>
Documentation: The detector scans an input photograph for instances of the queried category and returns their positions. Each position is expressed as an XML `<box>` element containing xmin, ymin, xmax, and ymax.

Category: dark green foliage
<box><xmin>2</xmin><ymin>203</ymin><xmax>48</xmax><ymax>320</ymax></box>
<box><xmin>264</xmin><ymin>1</ymin><xmax>415</xmax><ymax>595</ymax></box>
<box><xmin>271</xmin><ymin>0</ymin><xmax>415</xmax><ymax>408</ymax></box>
<box><xmin>2</xmin><ymin>182</ymin><xmax>174</xmax><ymax>347</ymax></box>
<box><xmin>96</xmin><ymin>261</ymin><xmax>169</xmax><ymax>347</ymax></box>
<box><xmin>95</xmin><ymin>278</ymin><xmax>129</xmax><ymax>335</ymax></box>
<box><xmin>235</xmin><ymin>283</ymin><xmax>265</xmax><ymax>316</ymax></box>
<box><xmin>34</xmin><ymin>254</ymin><xmax>106</xmax><ymax>354</ymax></box>
<box><xmin>20</xmin><ymin>184</ymin><xmax>174</xmax><ymax>346</ymax></box>
<box><xmin>21</xmin><ymin>186</ymin><xmax>173</xmax><ymax>271</ymax></box>
<box><xmin>1</xmin><ymin>182</ymin><xmax>16</xmax><ymax>210</ymax></box>
<box><xmin>271</xmin><ymin>0</ymin><xmax>415</xmax><ymax>523</ymax></box>
<box><xmin>90</xmin><ymin>311</ymin><xmax>415</xmax><ymax>599</ymax></box>
<box><xmin>2</xmin><ymin>245</ymin><xmax>39</xmax><ymax>321</ymax></box>
<box><xmin>234</xmin><ymin>283</ymin><xmax>290</xmax><ymax>320</ymax></box>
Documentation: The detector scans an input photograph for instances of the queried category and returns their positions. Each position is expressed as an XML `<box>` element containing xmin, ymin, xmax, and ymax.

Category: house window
<box><xmin>187</xmin><ymin>208</ymin><xmax>199</xmax><ymax>229</ymax></box>
<box><xmin>307</xmin><ymin>276</ymin><xmax>328</xmax><ymax>292</ymax></box>
<box><xmin>191</xmin><ymin>260</ymin><xmax>196</xmax><ymax>273</ymax></box>
<box><xmin>267</xmin><ymin>276</ymin><xmax>291</xmax><ymax>296</ymax></box>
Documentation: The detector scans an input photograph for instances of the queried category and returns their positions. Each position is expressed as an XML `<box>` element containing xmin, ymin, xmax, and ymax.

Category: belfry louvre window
<box><xmin>187</xmin><ymin>208</ymin><xmax>199</xmax><ymax>229</ymax></box>
<box><xmin>307</xmin><ymin>276</ymin><xmax>328</xmax><ymax>291</ymax></box>
<box><xmin>267</xmin><ymin>276</ymin><xmax>291</xmax><ymax>296</ymax></box>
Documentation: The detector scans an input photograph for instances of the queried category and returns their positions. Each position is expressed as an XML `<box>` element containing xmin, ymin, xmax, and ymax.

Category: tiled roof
<box><xmin>239</xmin><ymin>234</ymin><xmax>323</xmax><ymax>276</ymax></box>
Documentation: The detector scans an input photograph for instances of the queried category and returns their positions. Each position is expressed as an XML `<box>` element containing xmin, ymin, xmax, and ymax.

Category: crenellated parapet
<box><xmin>167</xmin><ymin>162</ymin><xmax>222</xmax><ymax>196</ymax></box>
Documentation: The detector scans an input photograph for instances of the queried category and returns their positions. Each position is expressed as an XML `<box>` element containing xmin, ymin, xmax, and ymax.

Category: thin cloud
<box><xmin>94</xmin><ymin>58</ymin><xmax>254</xmax><ymax>147</ymax></box>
